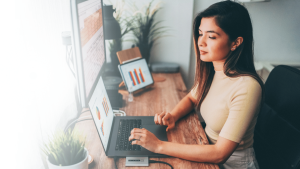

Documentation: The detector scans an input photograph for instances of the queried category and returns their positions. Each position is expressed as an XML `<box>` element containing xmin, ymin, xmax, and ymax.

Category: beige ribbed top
<box><xmin>191</xmin><ymin>71</ymin><xmax>262</xmax><ymax>150</ymax></box>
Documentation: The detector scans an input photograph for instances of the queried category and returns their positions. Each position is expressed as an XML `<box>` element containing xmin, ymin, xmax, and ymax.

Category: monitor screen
<box><xmin>71</xmin><ymin>0</ymin><xmax>106</xmax><ymax>107</ymax></box>
<box><xmin>118</xmin><ymin>58</ymin><xmax>154</xmax><ymax>93</ymax></box>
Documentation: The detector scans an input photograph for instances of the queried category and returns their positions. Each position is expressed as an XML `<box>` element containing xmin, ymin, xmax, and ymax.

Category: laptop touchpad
<box><xmin>142</xmin><ymin>125</ymin><xmax>168</xmax><ymax>141</ymax></box>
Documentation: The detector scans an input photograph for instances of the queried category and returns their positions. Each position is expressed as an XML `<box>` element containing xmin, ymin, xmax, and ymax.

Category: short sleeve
<box><xmin>219</xmin><ymin>79</ymin><xmax>262</xmax><ymax>143</ymax></box>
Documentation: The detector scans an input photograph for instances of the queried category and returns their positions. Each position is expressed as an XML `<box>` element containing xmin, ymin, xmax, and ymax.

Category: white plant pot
<box><xmin>47</xmin><ymin>148</ymin><xmax>88</xmax><ymax>169</ymax></box>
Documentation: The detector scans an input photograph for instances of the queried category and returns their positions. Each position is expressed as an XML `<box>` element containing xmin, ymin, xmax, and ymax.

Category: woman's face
<box><xmin>198</xmin><ymin>17</ymin><xmax>233</xmax><ymax>64</ymax></box>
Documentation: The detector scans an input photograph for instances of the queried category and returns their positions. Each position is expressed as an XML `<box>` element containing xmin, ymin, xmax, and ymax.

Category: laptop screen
<box><xmin>88</xmin><ymin>77</ymin><xmax>114</xmax><ymax>151</ymax></box>
<box><xmin>119</xmin><ymin>58</ymin><xmax>154</xmax><ymax>92</ymax></box>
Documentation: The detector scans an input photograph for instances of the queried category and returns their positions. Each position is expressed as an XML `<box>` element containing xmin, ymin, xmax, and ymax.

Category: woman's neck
<box><xmin>212</xmin><ymin>60</ymin><xmax>225</xmax><ymax>71</ymax></box>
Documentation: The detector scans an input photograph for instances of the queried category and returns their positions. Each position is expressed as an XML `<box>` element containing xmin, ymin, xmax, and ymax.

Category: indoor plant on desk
<box><xmin>41</xmin><ymin>129</ymin><xmax>88</xmax><ymax>169</ymax></box>
<box><xmin>130</xmin><ymin>0</ymin><xmax>169</xmax><ymax>63</ymax></box>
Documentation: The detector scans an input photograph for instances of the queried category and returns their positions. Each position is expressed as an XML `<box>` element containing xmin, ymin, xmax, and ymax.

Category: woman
<box><xmin>129</xmin><ymin>1</ymin><xmax>263</xmax><ymax>168</ymax></box>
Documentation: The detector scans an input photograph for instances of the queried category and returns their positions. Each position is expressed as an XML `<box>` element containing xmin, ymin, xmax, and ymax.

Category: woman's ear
<box><xmin>230</xmin><ymin>37</ymin><xmax>243</xmax><ymax>51</ymax></box>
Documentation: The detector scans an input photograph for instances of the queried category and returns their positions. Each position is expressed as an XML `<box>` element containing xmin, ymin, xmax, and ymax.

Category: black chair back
<box><xmin>265</xmin><ymin>65</ymin><xmax>300</xmax><ymax>130</ymax></box>
<box><xmin>254</xmin><ymin>65</ymin><xmax>300</xmax><ymax>169</ymax></box>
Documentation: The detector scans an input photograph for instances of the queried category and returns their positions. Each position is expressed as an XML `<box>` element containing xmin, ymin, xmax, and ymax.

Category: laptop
<box><xmin>88</xmin><ymin>76</ymin><xmax>168</xmax><ymax>157</ymax></box>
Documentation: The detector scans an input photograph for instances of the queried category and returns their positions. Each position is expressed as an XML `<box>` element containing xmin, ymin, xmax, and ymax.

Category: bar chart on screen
<box><xmin>102</xmin><ymin>97</ymin><xmax>109</xmax><ymax>116</ymax></box>
<box><xmin>119</xmin><ymin>58</ymin><xmax>153</xmax><ymax>93</ymax></box>
<box><xmin>128</xmin><ymin>68</ymin><xmax>146</xmax><ymax>86</ymax></box>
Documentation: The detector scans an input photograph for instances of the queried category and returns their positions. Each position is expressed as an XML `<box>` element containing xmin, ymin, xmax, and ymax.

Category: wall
<box><xmin>187</xmin><ymin>0</ymin><xmax>300</xmax><ymax>89</ymax></box>
<box><xmin>105</xmin><ymin>0</ymin><xmax>194</xmax><ymax>85</ymax></box>
<box><xmin>245</xmin><ymin>0</ymin><xmax>300</xmax><ymax>63</ymax></box>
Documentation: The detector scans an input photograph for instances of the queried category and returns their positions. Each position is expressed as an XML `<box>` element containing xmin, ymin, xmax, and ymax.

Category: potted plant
<box><xmin>130</xmin><ymin>0</ymin><xmax>169</xmax><ymax>63</ymax></box>
<box><xmin>41</xmin><ymin>129</ymin><xmax>88</xmax><ymax>169</ymax></box>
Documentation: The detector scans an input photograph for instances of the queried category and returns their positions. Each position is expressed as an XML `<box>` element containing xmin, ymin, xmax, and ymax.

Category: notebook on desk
<box><xmin>88</xmin><ymin>76</ymin><xmax>168</xmax><ymax>157</ymax></box>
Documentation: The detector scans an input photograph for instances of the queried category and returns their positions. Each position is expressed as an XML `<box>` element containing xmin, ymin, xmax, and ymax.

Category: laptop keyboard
<box><xmin>115</xmin><ymin>119</ymin><xmax>142</xmax><ymax>151</ymax></box>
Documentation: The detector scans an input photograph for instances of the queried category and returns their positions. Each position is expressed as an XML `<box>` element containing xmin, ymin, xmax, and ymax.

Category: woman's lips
<box><xmin>200</xmin><ymin>50</ymin><xmax>207</xmax><ymax>55</ymax></box>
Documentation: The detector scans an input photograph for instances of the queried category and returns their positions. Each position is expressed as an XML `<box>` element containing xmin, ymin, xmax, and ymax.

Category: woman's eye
<box><xmin>199</xmin><ymin>33</ymin><xmax>203</xmax><ymax>36</ymax></box>
<box><xmin>209</xmin><ymin>37</ymin><xmax>216</xmax><ymax>39</ymax></box>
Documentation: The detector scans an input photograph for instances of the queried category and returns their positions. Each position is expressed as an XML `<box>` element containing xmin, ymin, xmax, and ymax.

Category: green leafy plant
<box><xmin>41</xmin><ymin>129</ymin><xmax>86</xmax><ymax>166</ymax></box>
<box><xmin>129</xmin><ymin>0</ymin><xmax>169</xmax><ymax>63</ymax></box>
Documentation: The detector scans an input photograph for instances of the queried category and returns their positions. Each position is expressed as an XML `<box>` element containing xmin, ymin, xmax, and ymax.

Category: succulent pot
<box><xmin>47</xmin><ymin>148</ymin><xmax>88</xmax><ymax>169</ymax></box>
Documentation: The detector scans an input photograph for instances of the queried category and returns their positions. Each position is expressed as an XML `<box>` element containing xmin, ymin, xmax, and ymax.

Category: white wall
<box><xmin>105</xmin><ymin>0</ymin><xmax>194</xmax><ymax>85</ymax></box>
<box><xmin>244</xmin><ymin>0</ymin><xmax>300</xmax><ymax>63</ymax></box>
<box><xmin>187</xmin><ymin>0</ymin><xmax>300</xmax><ymax>89</ymax></box>
<box><xmin>149</xmin><ymin>0</ymin><xmax>194</xmax><ymax>85</ymax></box>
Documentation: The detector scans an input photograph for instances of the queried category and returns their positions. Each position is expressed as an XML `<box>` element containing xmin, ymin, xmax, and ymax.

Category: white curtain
<box><xmin>2</xmin><ymin>0</ymin><xmax>78</xmax><ymax>168</ymax></box>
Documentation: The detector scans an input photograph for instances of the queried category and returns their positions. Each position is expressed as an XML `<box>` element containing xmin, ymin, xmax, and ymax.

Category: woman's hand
<box><xmin>154</xmin><ymin>112</ymin><xmax>175</xmax><ymax>131</ymax></box>
<box><xmin>129</xmin><ymin>128</ymin><xmax>163</xmax><ymax>153</ymax></box>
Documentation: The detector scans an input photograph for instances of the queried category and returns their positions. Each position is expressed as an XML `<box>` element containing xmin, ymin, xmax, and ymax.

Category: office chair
<box><xmin>253</xmin><ymin>65</ymin><xmax>300</xmax><ymax>169</ymax></box>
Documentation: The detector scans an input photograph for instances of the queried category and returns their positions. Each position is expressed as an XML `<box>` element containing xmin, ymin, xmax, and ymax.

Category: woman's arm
<box><xmin>157</xmin><ymin>136</ymin><xmax>238</xmax><ymax>164</ymax></box>
<box><xmin>154</xmin><ymin>92</ymin><xmax>197</xmax><ymax>131</ymax></box>
<box><xmin>130</xmin><ymin>128</ymin><xmax>239</xmax><ymax>164</ymax></box>
<box><xmin>169</xmin><ymin>92</ymin><xmax>197</xmax><ymax>122</ymax></box>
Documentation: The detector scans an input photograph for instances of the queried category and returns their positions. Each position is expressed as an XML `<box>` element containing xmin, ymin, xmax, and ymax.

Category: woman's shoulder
<box><xmin>228</xmin><ymin>75</ymin><xmax>262</xmax><ymax>105</ymax></box>
<box><xmin>240</xmin><ymin>75</ymin><xmax>261</xmax><ymax>87</ymax></box>
<box><xmin>234</xmin><ymin>75</ymin><xmax>262</xmax><ymax>93</ymax></box>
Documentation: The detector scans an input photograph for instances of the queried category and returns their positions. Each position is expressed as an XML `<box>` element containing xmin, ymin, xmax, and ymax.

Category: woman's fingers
<box><xmin>158</xmin><ymin>112</ymin><xmax>166</xmax><ymax>125</ymax></box>
<box><xmin>129</xmin><ymin>129</ymin><xmax>146</xmax><ymax>145</ymax></box>
<box><xmin>162</xmin><ymin>113</ymin><xmax>170</xmax><ymax>126</ymax></box>
<box><xmin>131</xmin><ymin>140</ymin><xmax>141</xmax><ymax>145</ymax></box>
<box><xmin>154</xmin><ymin>113</ymin><xmax>159</xmax><ymax>125</ymax></box>
<box><xmin>128</xmin><ymin>132</ymin><xmax>144</xmax><ymax>141</ymax></box>
<box><xmin>130</xmin><ymin>128</ymin><xmax>145</xmax><ymax>134</ymax></box>
<box><xmin>162</xmin><ymin>113</ymin><xmax>175</xmax><ymax>131</ymax></box>
<box><xmin>166</xmin><ymin>122</ymin><xmax>175</xmax><ymax>131</ymax></box>
<box><xmin>155</xmin><ymin>112</ymin><xmax>174</xmax><ymax>127</ymax></box>
<box><xmin>129</xmin><ymin>128</ymin><xmax>162</xmax><ymax>153</ymax></box>
<box><xmin>155</xmin><ymin>113</ymin><xmax>163</xmax><ymax>125</ymax></box>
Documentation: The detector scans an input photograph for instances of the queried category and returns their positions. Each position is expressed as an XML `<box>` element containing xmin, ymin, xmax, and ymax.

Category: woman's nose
<box><xmin>198</xmin><ymin>36</ymin><xmax>206</xmax><ymax>47</ymax></box>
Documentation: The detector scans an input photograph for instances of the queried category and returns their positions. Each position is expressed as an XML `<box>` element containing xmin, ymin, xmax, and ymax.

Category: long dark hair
<box><xmin>192</xmin><ymin>0</ymin><xmax>264</xmax><ymax>109</ymax></box>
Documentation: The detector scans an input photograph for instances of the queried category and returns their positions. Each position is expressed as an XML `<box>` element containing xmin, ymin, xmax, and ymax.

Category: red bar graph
<box><xmin>129</xmin><ymin>71</ymin><xmax>136</xmax><ymax>86</ymax></box>
<box><xmin>101</xmin><ymin>122</ymin><xmax>104</xmax><ymax>136</ymax></box>
<box><xmin>134</xmin><ymin>69</ymin><xmax>141</xmax><ymax>84</ymax></box>
<box><xmin>139</xmin><ymin>68</ymin><xmax>145</xmax><ymax>82</ymax></box>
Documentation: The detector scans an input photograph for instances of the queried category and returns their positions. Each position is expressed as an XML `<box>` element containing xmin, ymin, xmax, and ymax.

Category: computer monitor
<box><xmin>70</xmin><ymin>0</ymin><xmax>106</xmax><ymax>108</ymax></box>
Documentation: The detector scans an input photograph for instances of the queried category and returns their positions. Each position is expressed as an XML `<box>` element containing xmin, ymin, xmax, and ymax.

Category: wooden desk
<box><xmin>75</xmin><ymin>73</ymin><xmax>219</xmax><ymax>169</ymax></box>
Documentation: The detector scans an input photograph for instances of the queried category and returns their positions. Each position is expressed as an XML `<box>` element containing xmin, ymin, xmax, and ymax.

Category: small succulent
<box><xmin>41</xmin><ymin>129</ymin><xmax>86</xmax><ymax>166</ymax></box>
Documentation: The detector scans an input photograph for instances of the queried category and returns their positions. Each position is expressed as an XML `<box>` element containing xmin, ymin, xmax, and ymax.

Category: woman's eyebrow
<box><xmin>198</xmin><ymin>29</ymin><xmax>220</xmax><ymax>36</ymax></box>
